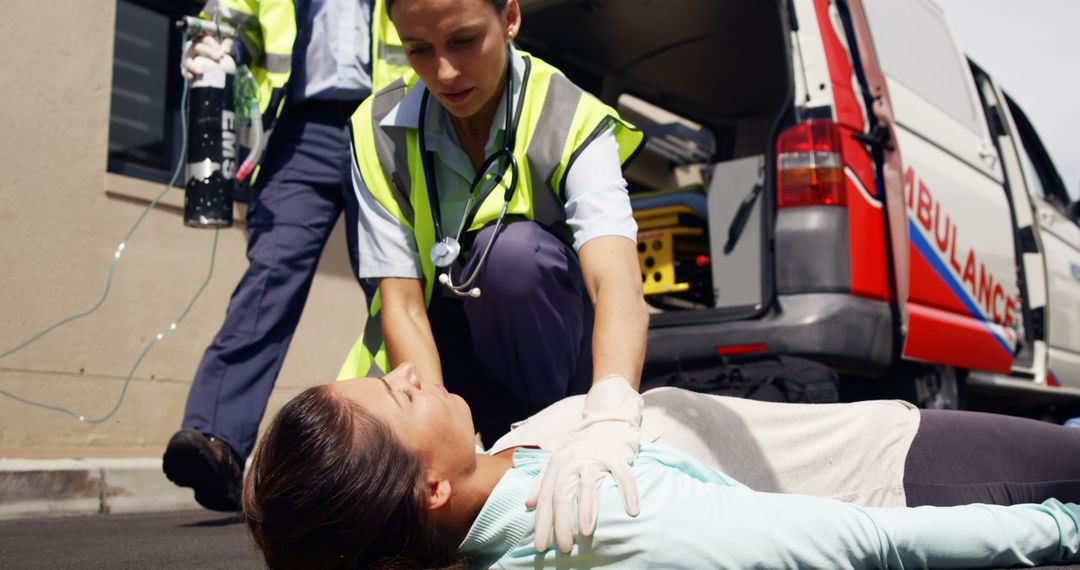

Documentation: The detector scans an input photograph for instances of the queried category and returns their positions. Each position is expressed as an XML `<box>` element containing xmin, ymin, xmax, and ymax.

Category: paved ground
<box><xmin>0</xmin><ymin>510</ymin><xmax>261</xmax><ymax>569</ymax></box>
<box><xmin>2</xmin><ymin>509</ymin><xmax>1080</xmax><ymax>569</ymax></box>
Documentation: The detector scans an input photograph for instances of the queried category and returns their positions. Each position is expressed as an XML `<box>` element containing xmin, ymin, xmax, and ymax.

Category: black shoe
<box><xmin>163</xmin><ymin>429</ymin><xmax>243</xmax><ymax>512</ymax></box>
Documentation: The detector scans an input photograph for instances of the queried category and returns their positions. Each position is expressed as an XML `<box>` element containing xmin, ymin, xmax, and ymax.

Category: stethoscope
<box><xmin>419</xmin><ymin>48</ymin><xmax>519</xmax><ymax>298</ymax></box>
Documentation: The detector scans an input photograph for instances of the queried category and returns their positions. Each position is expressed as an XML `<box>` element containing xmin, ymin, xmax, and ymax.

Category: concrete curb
<box><xmin>0</xmin><ymin>458</ymin><xmax>200</xmax><ymax>520</ymax></box>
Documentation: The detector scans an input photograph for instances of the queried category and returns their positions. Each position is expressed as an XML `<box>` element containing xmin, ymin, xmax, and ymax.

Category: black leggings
<box><xmin>904</xmin><ymin>410</ymin><xmax>1080</xmax><ymax>506</ymax></box>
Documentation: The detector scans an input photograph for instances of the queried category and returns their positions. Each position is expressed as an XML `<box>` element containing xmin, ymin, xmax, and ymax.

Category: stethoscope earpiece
<box><xmin>437</xmin><ymin>266</ymin><xmax>481</xmax><ymax>297</ymax></box>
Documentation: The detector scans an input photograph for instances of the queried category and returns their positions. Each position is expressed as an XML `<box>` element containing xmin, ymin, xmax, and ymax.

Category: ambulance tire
<box><xmin>909</xmin><ymin>365</ymin><xmax>967</xmax><ymax>410</ymax></box>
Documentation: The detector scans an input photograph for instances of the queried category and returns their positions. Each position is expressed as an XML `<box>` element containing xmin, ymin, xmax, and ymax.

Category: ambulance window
<box><xmin>861</xmin><ymin>0</ymin><xmax>979</xmax><ymax>133</ymax></box>
<box><xmin>1006</xmin><ymin>94</ymin><xmax>1071</xmax><ymax>212</ymax></box>
<box><xmin>107</xmin><ymin>0</ymin><xmax>199</xmax><ymax>185</ymax></box>
<box><xmin>1015</xmin><ymin>140</ymin><xmax>1047</xmax><ymax>201</ymax></box>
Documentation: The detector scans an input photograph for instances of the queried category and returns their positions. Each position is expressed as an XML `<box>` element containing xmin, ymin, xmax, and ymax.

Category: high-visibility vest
<box><xmin>338</xmin><ymin>51</ymin><xmax>645</xmax><ymax>379</ymax></box>
<box><xmin>204</xmin><ymin>0</ymin><xmax>406</xmax><ymax>178</ymax></box>
<box><xmin>371</xmin><ymin>0</ymin><xmax>415</xmax><ymax>92</ymax></box>
<box><xmin>204</xmin><ymin>0</ymin><xmax>295</xmax><ymax>133</ymax></box>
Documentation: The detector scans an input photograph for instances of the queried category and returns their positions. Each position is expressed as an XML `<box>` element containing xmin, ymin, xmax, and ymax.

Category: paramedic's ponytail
<box><xmin>243</xmin><ymin>384</ymin><xmax>461</xmax><ymax>569</ymax></box>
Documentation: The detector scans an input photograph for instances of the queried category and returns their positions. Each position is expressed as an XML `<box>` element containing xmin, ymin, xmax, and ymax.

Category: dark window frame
<box><xmin>107</xmin><ymin>0</ymin><xmax>201</xmax><ymax>186</ymax></box>
<box><xmin>1005</xmin><ymin>93</ymin><xmax>1072</xmax><ymax>215</ymax></box>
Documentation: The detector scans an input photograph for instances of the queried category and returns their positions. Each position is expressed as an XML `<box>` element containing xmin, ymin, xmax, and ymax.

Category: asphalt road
<box><xmin>0</xmin><ymin>510</ymin><xmax>262</xmax><ymax>569</ymax></box>
<box><xmin>3</xmin><ymin>509</ymin><xmax>1080</xmax><ymax>569</ymax></box>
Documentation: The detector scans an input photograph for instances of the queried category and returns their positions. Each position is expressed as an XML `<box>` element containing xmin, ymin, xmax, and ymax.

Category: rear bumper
<box><xmin>645</xmin><ymin>293</ymin><xmax>895</xmax><ymax>371</ymax></box>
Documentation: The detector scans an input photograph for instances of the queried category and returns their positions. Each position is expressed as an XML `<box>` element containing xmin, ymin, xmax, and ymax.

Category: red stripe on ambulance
<box><xmin>906</xmin><ymin>167</ymin><xmax>1018</xmax><ymax>328</ymax></box>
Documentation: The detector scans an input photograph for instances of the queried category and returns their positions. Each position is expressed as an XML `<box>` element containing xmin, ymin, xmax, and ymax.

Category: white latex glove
<box><xmin>525</xmin><ymin>374</ymin><xmax>643</xmax><ymax>553</ymax></box>
<box><xmin>180</xmin><ymin>35</ymin><xmax>234</xmax><ymax>81</ymax></box>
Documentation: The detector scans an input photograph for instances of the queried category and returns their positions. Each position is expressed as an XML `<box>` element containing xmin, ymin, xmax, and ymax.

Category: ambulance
<box><xmin>517</xmin><ymin>0</ymin><xmax>1080</xmax><ymax>409</ymax></box>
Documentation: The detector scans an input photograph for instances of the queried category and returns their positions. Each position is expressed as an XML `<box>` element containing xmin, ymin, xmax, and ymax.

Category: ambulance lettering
<box><xmin>905</xmin><ymin>167</ymin><xmax>1018</xmax><ymax>328</ymax></box>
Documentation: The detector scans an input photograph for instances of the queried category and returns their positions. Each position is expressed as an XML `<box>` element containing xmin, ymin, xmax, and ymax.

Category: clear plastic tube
<box><xmin>235</xmin><ymin>66</ymin><xmax>263</xmax><ymax>182</ymax></box>
<box><xmin>236</xmin><ymin>100</ymin><xmax>263</xmax><ymax>182</ymax></box>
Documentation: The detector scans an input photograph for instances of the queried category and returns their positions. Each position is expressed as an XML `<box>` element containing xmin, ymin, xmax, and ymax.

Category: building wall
<box><xmin>0</xmin><ymin>1</ymin><xmax>367</xmax><ymax>456</ymax></box>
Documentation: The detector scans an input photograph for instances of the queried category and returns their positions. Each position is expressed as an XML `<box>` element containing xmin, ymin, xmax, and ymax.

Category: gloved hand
<box><xmin>525</xmin><ymin>374</ymin><xmax>643</xmax><ymax>553</ymax></box>
<box><xmin>180</xmin><ymin>35</ymin><xmax>234</xmax><ymax>81</ymax></box>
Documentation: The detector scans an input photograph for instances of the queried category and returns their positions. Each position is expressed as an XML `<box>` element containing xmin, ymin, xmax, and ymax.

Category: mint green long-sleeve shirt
<box><xmin>459</xmin><ymin>445</ymin><xmax>1080</xmax><ymax>569</ymax></box>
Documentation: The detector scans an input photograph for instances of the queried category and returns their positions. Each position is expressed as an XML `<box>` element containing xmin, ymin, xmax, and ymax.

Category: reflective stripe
<box><xmin>559</xmin><ymin>117</ymin><xmax>615</xmax><ymax>199</ymax></box>
<box><xmin>371</xmin><ymin>0</ymin><xmax>412</xmax><ymax>90</ymax></box>
<box><xmin>202</xmin><ymin>1</ymin><xmax>258</xmax><ymax>56</ymax></box>
<box><xmin>360</xmin><ymin>309</ymin><xmax>386</xmax><ymax>377</ymax></box>
<box><xmin>527</xmin><ymin>73</ymin><xmax>581</xmax><ymax>226</ymax></box>
<box><xmin>203</xmin><ymin>0</ymin><xmax>255</xmax><ymax>25</ymax></box>
<box><xmin>369</xmin><ymin>79</ymin><xmax>414</xmax><ymax>226</ymax></box>
<box><xmin>335</xmin><ymin>293</ymin><xmax>389</xmax><ymax>380</ymax></box>
<box><xmin>263</xmin><ymin>53</ymin><xmax>291</xmax><ymax>73</ymax></box>
<box><xmin>227</xmin><ymin>10</ymin><xmax>254</xmax><ymax>30</ymax></box>
<box><xmin>379</xmin><ymin>41</ymin><xmax>408</xmax><ymax>68</ymax></box>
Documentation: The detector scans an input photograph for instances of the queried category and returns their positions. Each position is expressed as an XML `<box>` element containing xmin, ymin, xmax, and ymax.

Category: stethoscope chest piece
<box><xmin>430</xmin><ymin>237</ymin><xmax>461</xmax><ymax>268</ymax></box>
<box><xmin>421</xmin><ymin>45</ymin><xmax>521</xmax><ymax>298</ymax></box>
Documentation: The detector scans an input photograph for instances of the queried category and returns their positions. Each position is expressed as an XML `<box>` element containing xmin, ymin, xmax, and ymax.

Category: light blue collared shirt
<box><xmin>459</xmin><ymin>445</ymin><xmax>1080</xmax><ymax>569</ymax></box>
<box><xmin>351</xmin><ymin>47</ymin><xmax>637</xmax><ymax>280</ymax></box>
<box><xmin>289</xmin><ymin>0</ymin><xmax>374</xmax><ymax>102</ymax></box>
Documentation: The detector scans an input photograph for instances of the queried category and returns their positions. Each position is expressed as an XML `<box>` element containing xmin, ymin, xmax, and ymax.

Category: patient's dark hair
<box><xmin>243</xmin><ymin>384</ymin><xmax>461</xmax><ymax>569</ymax></box>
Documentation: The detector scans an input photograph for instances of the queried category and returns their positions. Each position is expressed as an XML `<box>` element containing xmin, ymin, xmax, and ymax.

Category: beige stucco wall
<box><xmin>0</xmin><ymin>1</ymin><xmax>366</xmax><ymax>457</ymax></box>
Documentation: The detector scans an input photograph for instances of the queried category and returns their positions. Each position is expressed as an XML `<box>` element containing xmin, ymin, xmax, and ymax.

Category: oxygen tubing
<box><xmin>235</xmin><ymin>67</ymin><xmax>263</xmax><ymax>182</ymax></box>
<box><xmin>0</xmin><ymin>32</ymin><xmax>223</xmax><ymax>424</ymax></box>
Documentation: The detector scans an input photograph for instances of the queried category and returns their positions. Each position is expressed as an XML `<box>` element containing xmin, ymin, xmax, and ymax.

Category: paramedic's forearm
<box><xmin>379</xmin><ymin>277</ymin><xmax>444</xmax><ymax>385</ymax></box>
<box><xmin>580</xmin><ymin>236</ymin><xmax>648</xmax><ymax>389</ymax></box>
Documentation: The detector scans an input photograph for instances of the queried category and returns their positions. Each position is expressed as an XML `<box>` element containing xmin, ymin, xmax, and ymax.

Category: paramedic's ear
<box><xmin>503</xmin><ymin>0</ymin><xmax>521</xmax><ymax>40</ymax></box>
<box><xmin>427</xmin><ymin>479</ymin><xmax>452</xmax><ymax>511</ymax></box>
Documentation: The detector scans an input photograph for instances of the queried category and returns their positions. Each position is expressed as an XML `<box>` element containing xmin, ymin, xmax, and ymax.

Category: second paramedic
<box><xmin>162</xmin><ymin>0</ymin><xmax>409</xmax><ymax>513</ymax></box>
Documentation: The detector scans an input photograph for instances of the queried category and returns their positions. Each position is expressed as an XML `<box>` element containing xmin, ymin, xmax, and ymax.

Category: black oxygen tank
<box><xmin>181</xmin><ymin>26</ymin><xmax>237</xmax><ymax>228</ymax></box>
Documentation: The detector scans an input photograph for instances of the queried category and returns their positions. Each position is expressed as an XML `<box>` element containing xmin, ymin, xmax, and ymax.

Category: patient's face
<box><xmin>332</xmin><ymin>364</ymin><xmax>477</xmax><ymax>476</ymax></box>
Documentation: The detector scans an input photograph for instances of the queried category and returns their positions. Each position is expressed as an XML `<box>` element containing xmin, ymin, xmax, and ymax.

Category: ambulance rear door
<box><xmin>1003</xmin><ymin>94</ymin><xmax>1080</xmax><ymax>388</ymax></box>
<box><xmin>861</xmin><ymin>0</ymin><xmax>1019</xmax><ymax>373</ymax></box>
<box><xmin>969</xmin><ymin>62</ymin><xmax>1047</xmax><ymax>381</ymax></box>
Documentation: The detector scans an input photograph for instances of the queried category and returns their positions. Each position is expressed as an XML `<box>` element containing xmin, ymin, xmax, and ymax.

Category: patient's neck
<box><xmin>431</xmin><ymin>451</ymin><xmax>516</xmax><ymax>545</ymax></box>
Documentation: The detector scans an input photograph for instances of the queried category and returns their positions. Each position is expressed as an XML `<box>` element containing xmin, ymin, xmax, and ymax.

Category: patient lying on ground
<box><xmin>243</xmin><ymin>365</ymin><xmax>1080</xmax><ymax>569</ymax></box>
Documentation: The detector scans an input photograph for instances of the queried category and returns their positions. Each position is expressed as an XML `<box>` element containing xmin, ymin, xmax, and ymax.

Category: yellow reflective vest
<box><xmin>202</xmin><ymin>0</ymin><xmax>409</xmax><ymax>176</ymax></box>
<box><xmin>338</xmin><ymin>51</ymin><xmax>645</xmax><ymax>379</ymax></box>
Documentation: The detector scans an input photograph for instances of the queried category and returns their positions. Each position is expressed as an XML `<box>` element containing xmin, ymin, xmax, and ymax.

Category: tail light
<box><xmin>776</xmin><ymin>119</ymin><xmax>846</xmax><ymax>208</ymax></box>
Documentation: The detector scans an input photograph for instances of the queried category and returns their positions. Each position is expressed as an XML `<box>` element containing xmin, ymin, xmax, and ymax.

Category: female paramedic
<box><xmin>338</xmin><ymin>0</ymin><xmax>649</xmax><ymax>551</ymax></box>
<box><xmin>241</xmin><ymin>371</ymin><xmax>1080</xmax><ymax>569</ymax></box>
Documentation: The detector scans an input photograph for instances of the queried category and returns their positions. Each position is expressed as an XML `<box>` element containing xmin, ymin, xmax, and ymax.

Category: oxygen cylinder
<box><xmin>184</xmin><ymin>42</ymin><xmax>237</xmax><ymax>228</ymax></box>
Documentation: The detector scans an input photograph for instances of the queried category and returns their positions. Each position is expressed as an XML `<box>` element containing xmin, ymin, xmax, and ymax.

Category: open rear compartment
<box><xmin>516</xmin><ymin>0</ymin><xmax>795</xmax><ymax>347</ymax></box>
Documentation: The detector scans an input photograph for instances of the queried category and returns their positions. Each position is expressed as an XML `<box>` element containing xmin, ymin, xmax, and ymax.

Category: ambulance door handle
<box><xmin>978</xmin><ymin>144</ymin><xmax>998</xmax><ymax>168</ymax></box>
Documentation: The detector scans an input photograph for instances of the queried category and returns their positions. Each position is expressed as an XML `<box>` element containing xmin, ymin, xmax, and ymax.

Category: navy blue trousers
<box><xmin>182</xmin><ymin>102</ymin><xmax>367</xmax><ymax>460</ymax></box>
<box><xmin>430</xmin><ymin>221</ymin><xmax>595</xmax><ymax>445</ymax></box>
